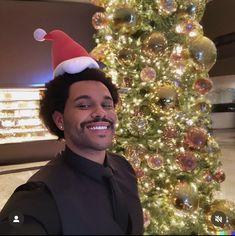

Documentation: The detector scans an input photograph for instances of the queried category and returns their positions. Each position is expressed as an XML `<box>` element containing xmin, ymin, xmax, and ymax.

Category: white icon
<box><xmin>13</xmin><ymin>215</ymin><xmax>20</xmax><ymax>223</ymax></box>
<box><xmin>215</xmin><ymin>215</ymin><xmax>223</xmax><ymax>223</ymax></box>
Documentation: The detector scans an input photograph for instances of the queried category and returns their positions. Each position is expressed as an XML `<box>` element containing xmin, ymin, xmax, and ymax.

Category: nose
<box><xmin>90</xmin><ymin>105</ymin><xmax>106</xmax><ymax>119</ymax></box>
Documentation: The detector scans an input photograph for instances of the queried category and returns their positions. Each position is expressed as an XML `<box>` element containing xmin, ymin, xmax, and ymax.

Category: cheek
<box><xmin>109</xmin><ymin>111</ymin><xmax>117</xmax><ymax>122</ymax></box>
<box><xmin>63</xmin><ymin>111</ymin><xmax>85</xmax><ymax>128</ymax></box>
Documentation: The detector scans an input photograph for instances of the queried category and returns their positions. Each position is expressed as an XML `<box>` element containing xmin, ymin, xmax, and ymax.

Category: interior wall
<box><xmin>0</xmin><ymin>0</ymin><xmax>100</xmax><ymax>87</ymax></box>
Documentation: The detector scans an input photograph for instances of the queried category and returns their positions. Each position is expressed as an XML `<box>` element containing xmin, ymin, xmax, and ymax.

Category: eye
<box><xmin>102</xmin><ymin>103</ymin><xmax>114</xmax><ymax>109</ymax></box>
<box><xmin>76</xmin><ymin>104</ymin><xmax>91</xmax><ymax>109</ymax></box>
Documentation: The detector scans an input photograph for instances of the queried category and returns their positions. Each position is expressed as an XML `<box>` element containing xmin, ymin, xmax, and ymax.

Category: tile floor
<box><xmin>0</xmin><ymin>129</ymin><xmax>234</xmax><ymax>210</ymax></box>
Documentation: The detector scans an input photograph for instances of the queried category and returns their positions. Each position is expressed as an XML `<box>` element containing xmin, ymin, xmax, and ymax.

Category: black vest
<box><xmin>28</xmin><ymin>152</ymin><xmax>143</xmax><ymax>235</ymax></box>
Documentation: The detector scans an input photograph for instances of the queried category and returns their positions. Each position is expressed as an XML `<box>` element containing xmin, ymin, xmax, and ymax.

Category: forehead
<box><xmin>69</xmin><ymin>80</ymin><xmax>112</xmax><ymax>99</ymax></box>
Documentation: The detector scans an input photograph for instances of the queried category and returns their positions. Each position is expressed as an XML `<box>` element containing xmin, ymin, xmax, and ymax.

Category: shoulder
<box><xmin>1</xmin><ymin>182</ymin><xmax>54</xmax><ymax>216</ymax></box>
<box><xmin>28</xmin><ymin>155</ymin><xmax>66</xmax><ymax>183</ymax></box>
<box><xmin>1</xmin><ymin>182</ymin><xmax>50</xmax><ymax>219</ymax></box>
<box><xmin>0</xmin><ymin>182</ymin><xmax>61</xmax><ymax>234</ymax></box>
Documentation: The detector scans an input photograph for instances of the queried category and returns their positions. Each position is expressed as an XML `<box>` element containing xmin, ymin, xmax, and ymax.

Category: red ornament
<box><xmin>185</xmin><ymin>127</ymin><xmax>207</xmax><ymax>149</ymax></box>
<box><xmin>163</xmin><ymin>126</ymin><xmax>178</xmax><ymax>139</ymax></box>
<box><xmin>194</xmin><ymin>78</ymin><xmax>213</xmax><ymax>95</ymax></box>
<box><xmin>176</xmin><ymin>151</ymin><xmax>197</xmax><ymax>171</ymax></box>
<box><xmin>213</xmin><ymin>170</ymin><xmax>226</xmax><ymax>183</ymax></box>
<box><xmin>140</xmin><ymin>67</ymin><xmax>156</xmax><ymax>82</ymax></box>
<box><xmin>134</xmin><ymin>167</ymin><xmax>145</xmax><ymax>179</ymax></box>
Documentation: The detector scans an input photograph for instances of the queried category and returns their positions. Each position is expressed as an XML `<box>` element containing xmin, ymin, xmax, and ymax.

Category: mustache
<box><xmin>80</xmin><ymin>117</ymin><xmax>114</xmax><ymax>129</ymax></box>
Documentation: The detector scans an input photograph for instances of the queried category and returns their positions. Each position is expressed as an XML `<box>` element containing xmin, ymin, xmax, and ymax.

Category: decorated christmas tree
<box><xmin>90</xmin><ymin>0</ymin><xmax>235</xmax><ymax>234</ymax></box>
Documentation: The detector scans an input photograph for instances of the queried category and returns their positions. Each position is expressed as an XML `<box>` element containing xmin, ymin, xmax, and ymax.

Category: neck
<box><xmin>66</xmin><ymin>143</ymin><xmax>106</xmax><ymax>165</ymax></box>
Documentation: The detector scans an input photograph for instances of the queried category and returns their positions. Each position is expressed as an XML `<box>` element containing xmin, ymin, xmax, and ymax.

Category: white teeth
<box><xmin>89</xmin><ymin>126</ymin><xmax>108</xmax><ymax>130</ymax></box>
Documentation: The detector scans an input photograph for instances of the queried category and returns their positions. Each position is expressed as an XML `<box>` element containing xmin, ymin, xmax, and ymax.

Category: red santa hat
<box><xmin>33</xmin><ymin>28</ymin><xmax>99</xmax><ymax>77</ymax></box>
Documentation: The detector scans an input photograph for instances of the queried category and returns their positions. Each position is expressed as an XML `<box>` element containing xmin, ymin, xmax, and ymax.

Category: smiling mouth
<box><xmin>85</xmin><ymin>123</ymin><xmax>112</xmax><ymax>131</ymax></box>
<box><xmin>87</xmin><ymin>125</ymin><xmax>110</xmax><ymax>130</ymax></box>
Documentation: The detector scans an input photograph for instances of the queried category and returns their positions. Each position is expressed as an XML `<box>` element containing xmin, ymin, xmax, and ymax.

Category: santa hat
<box><xmin>33</xmin><ymin>28</ymin><xmax>99</xmax><ymax>77</ymax></box>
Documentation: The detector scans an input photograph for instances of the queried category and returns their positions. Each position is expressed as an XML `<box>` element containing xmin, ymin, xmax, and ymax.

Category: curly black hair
<box><xmin>39</xmin><ymin>68</ymin><xmax>119</xmax><ymax>139</ymax></box>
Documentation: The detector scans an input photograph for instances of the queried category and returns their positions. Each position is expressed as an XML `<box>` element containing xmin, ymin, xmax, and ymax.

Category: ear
<box><xmin>52</xmin><ymin>111</ymin><xmax>64</xmax><ymax>131</ymax></box>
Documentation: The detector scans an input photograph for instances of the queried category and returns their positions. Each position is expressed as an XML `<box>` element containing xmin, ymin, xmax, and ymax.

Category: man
<box><xmin>0</xmin><ymin>29</ymin><xmax>143</xmax><ymax>235</ymax></box>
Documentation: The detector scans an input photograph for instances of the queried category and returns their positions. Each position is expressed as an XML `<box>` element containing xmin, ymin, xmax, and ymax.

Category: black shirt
<box><xmin>0</xmin><ymin>147</ymin><xmax>143</xmax><ymax>235</ymax></box>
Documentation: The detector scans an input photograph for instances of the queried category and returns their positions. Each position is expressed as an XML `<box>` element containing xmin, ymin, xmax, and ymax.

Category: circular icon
<box><xmin>8</xmin><ymin>211</ymin><xmax>24</xmax><ymax>227</ymax></box>
<box><xmin>211</xmin><ymin>210</ymin><xmax>227</xmax><ymax>228</ymax></box>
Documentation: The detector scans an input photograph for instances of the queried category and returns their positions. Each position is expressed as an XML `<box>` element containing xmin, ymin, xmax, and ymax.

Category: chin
<box><xmin>91</xmin><ymin>141</ymin><xmax>112</xmax><ymax>151</ymax></box>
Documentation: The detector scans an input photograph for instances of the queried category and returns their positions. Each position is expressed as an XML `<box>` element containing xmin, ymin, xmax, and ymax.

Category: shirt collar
<box><xmin>61</xmin><ymin>146</ymin><xmax>116</xmax><ymax>182</ymax></box>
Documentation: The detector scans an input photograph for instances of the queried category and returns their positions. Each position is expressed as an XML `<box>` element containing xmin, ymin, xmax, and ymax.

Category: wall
<box><xmin>0</xmin><ymin>0</ymin><xmax>99</xmax><ymax>87</ymax></box>
<box><xmin>0</xmin><ymin>0</ymin><xmax>99</xmax><ymax>164</ymax></box>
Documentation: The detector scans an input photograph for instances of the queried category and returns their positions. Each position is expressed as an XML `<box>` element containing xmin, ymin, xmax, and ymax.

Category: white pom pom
<box><xmin>33</xmin><ymin>28</ymin><xmax>47</xmax><ymax>41</ymax></box>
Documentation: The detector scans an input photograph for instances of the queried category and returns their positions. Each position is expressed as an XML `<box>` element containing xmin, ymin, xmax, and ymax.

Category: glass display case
<box><xmin>207</xmin><ymin>79</ymin><xmax>235</xmax><ymax>129</ymax></box>
<box><xmin>0</xmin><ymin>88</ymin><xmax>56</xmax><ymax>144</ymax></box>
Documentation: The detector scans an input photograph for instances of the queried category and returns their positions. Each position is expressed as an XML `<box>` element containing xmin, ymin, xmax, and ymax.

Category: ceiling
<box><xmin>201</xmin><ymin>0</ymin><xmax>235</xmax><ymax>77</ymax></box>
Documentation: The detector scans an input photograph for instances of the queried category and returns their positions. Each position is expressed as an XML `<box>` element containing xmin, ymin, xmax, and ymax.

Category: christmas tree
<box><xmin>90</xmin><ymin>0</ymin><xmax>235</xmax><ymax>234</ymax></box>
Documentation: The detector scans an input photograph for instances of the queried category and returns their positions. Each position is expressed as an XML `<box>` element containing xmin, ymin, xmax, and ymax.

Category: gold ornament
<box><xmin>118</xmin><ymin>48</ymin><xmax>136</xmax><ymax>65</ymax></box>
<box><xmin>172</xmin><ymin>181</ymin><xmax>199</xmax><ymax>212</ymax></box>
<box><xmin>206</xmin><ymin>199</ymin><xmax>235</xmax><ymax>230</ymax></box>
<box><xmin>189</xmin><ymin>36</ymin><xmax>217</xmax><ymax>71</ymax></box>
<box><xmin>112</xmin><ymin>8</ymin><xmax>138</xmax><ymax>34</ymax></box>
<box><xmin>92</xmin><ymin>12</ymin><xmax>108</xmax><ymax>29</ymax></box>
<box><xmin>156</xmin><ymin>85</ymin><xmax>178</xmax><ymax>109</ymax></box>
<box><xmin>185</xmin><ymin>127</ymin><xmax>207</xmax><ymax>150</ymax></box>
<box><xmin>140</xmin><ymin>67</ymin><xmax>157</xmax><ymax>82</ymax></box>
<box><xmin>124</xmin><ymin>145</ymin><xmax>145</xmax><ymax>168</ymax></box>
<box><xmin>158</xmin><ymin>0</ymin><xmax>177</xmax><ymax>16</ymax></box>
<box><xmin>128</xmin><ymin>115</ymin><xmax>148</xmax><ymax>136</ymax></box>
<box><xmin>90</xmin><ymin>44</ymin><xmax>109</xmax><ymax>62</ymax></box>
<box><xmin>182</xmin><ymin>0</ymin><xmax>206</xmax><ymax>21</ymax></box>
<box><xmin>142</xmin><ymin>32</ymin><xmax>167</xmax><ymax>58</ymax></box>
<box><xmin>176</xmin><ymin>151</ymin><xmax>197</xmax><ymax>171</ymax></box>
<box><xmin>194</xmin><ymin>101</ymin><xmax>211</xmax><ymax>114</ymax></box>
<box><xmin>194</xmin><ymin>78</ymin><xmax>213</xmax><ymax>95</ymax></box>
<box><xmin>146</xmin><ymin>153</ymin><xmax>164</xmax><ymax>170</ymax></box>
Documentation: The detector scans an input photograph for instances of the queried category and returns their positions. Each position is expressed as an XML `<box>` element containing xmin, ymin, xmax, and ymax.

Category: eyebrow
<box><xmin>103</xmin><ymin>96</ymin><xmax>113</xmax><ymax>102</ymax></box>
<box><xmin>73</xmin><ymin>95</ymin><xmax>91</xmax><ymax>102</ymax></box>
<box><xmin>73</xmin><ymin>95</ymin><xmax>113</xmax><ymax>103</ymax></box>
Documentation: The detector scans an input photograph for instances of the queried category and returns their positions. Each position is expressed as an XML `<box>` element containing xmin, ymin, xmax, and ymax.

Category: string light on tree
<box><xmin>91</xmin><ymin>0</ymin><xmax>234</xmax><ymax>234</ymax></box>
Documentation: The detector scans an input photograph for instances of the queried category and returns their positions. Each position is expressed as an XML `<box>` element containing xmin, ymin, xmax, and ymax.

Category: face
<box><xmin>53</xmin><ymin>80</ymin><xmax>117</xmax><ymax>153</ymax></box>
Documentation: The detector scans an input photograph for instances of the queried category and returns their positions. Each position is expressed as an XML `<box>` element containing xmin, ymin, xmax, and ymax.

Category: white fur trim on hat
<box><xmin>54</xmin><ymin>56</ymin><xmax>100</xmax><ymax>77</ymax></box>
